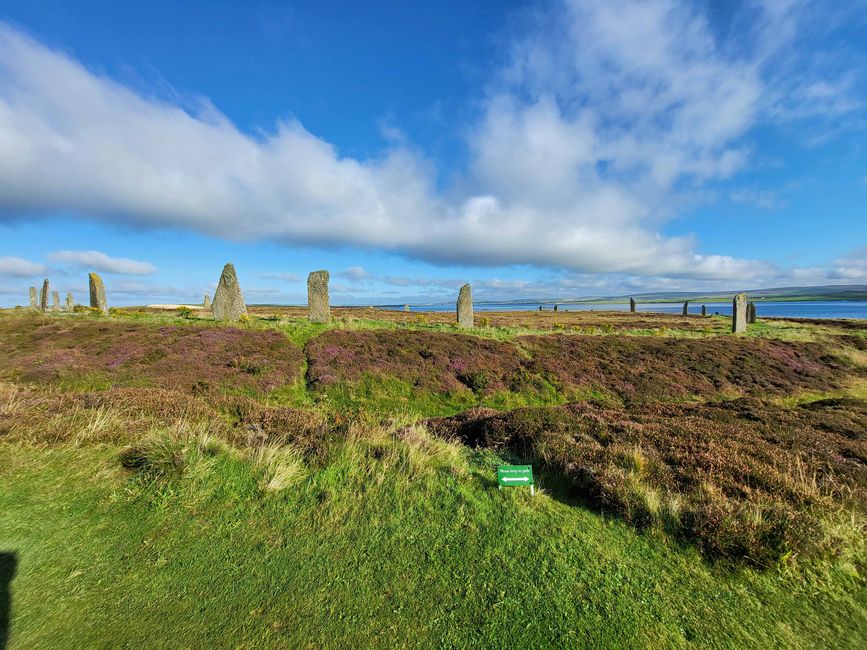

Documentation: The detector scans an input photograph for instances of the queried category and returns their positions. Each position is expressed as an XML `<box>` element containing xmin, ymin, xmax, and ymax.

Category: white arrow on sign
<box><xmin>501</xmin><ymin>476</ymin><xmax>529</xmax><ymax>483</ymax></box>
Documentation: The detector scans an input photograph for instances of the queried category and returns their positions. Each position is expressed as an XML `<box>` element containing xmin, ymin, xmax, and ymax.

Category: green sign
<box><xmin>497</xmin><ymin>465</ymin><xmax>533</xmax><ymax>489</ymax></box>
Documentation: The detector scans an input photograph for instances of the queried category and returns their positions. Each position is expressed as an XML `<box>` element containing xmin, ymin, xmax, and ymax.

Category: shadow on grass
<box><xmin>0</xmin><ymin>552</ymin><xmax>16</xmax><ymax>650</ymax></box>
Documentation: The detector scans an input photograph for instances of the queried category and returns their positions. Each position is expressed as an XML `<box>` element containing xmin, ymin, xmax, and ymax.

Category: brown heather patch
<box><xmin>305</xmin><ymin>329</ymin><xmax>525</xmax><ymax>394</ymax></box>
<box><xmin>306</xmin><ymin>330</ymin><xmax>852</xmax><ymax>403</ymax></box>
<box><xmin>519</xmin><ymin>334</ymin><xmax>850</xmax><ymax>402</ymax></box>
<box><xmin>430</xmin><ymin>398</ymin><xmax>867</xmax><ymax>565</ymax></box>
<box><xmin>0</xmin><ymin>318</ymin><xmax>304</xmax><ymax>394</ymax></box>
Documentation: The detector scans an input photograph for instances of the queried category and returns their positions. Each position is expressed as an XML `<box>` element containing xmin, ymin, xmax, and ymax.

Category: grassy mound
<box><xmin>2</xmin><ymin>414</ymin><xmax>866</xmax><ymax>648</ymax></box>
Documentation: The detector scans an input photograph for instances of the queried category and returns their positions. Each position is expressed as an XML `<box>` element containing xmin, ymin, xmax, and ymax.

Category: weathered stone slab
<box><xmin>701</xmin><ymin>304</ymin><xmax>707</xmax><ymax>317</ymax></box>
<box><xmin>40</xmin><ymin>279</ymin><xmax>49</xmax><ymax>312</ymax></box>
<box><xmin>747</xmin><ymin>302</ymin><xmax>757</xmax><ymax>324</ymax></box>
<box><xmin>212</xmin><ymin>263</ymin><xmax>247</xmax><ymax>321</ymax></box>
<box><xmin>682</xmin><ymin>301</ymin><xmax>689</xmax><ymax>316</ymax></box>
<box><xmin>456</xmin><ymin>283</ymin><xmax>473</xmax><ymax>328</ymax></box>
<box><xmin>51</xmin><ymin>291</ymin><xmax>60</xmax><ymax>311</ymax></box>
<box><xmin>629</xmin><ymin>297</ymin><xmax>636</xmax><ymax>313</ymax></box>
<box><xmin>29</xmin><ymin>287</ymin><xmax>37</xmax><ymax>309</ymax></box>
<box><xmin>89</xmin><ymin>273</ymin><xmax>108</xmax><ymax>313</ymax></box>
<box><xmin>732</xmin><ymin>293</ymin><xmax>747</xmax><ymax>333</ymax></box>
<box><xmin>203</xmin><ymin>294</ymin><xmax>211</xmax><ymax>309</ymax></box>
<box><xmin>403</xmin><ymin>304</ymin><xmax>410</xmax><ymax>312</ymax></box>
<box><xmin>66</xmin><ymin>293</ymin><xmax>74</xmax><ymax>311</ymax></box>
<box><xmin>307</xmin><ymin>270</ymin><xmax>330</xmax><ymax>324</ymax></box>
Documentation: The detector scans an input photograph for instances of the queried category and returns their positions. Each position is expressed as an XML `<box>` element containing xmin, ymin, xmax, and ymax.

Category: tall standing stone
<box><xmin>40</xmin><ymin>279</ymin><xmax>49</xmax><ymax>312</ymax></box>
<box><xmin>747</xmin><ymin>302</ymin><xmax>757</xmax><ymax>324</ymax></box>
<box><xmin>66</xmin><ymin>293</ymin><xmax>74</xmax><ymax>311</ymax></box>
<box><xmin>629</xmin><ymin>297</ymin><xmax>636</xmax><ymax>313</ymax></box>
<box><xmin>51</xmin><ymin>291</ymin><xmax>60</xmax><ymax>311</ymax></box>
<box><xmin>732</xmin><ymin>293</ymin><xmax>747</xmax><ymax>333</ymax></box>
<box><xmin>403</xmin><ymin>304</ymin><xmax>410</xmax><ymax>312</ymax></box>
<box><xmin>89</xmin><ymin>273</ymin><xmax>108</xmax><ymax>314</ymax></box>
<box><xmin>701</xmin><ymin>304</ymin><xmax>707</xmax><ymax>317</ymax></box>
<box><xmin>682</xmin><ymin>301</ymin><xmax>689</xmax><ymax>316</ymax></box>
<box><xmin>212</xmin><ymin>263</ymin><xmax>247</xmax><ymax>321</ymax></box>
<box><xmin>456</xmin><ymin>284</ymin><xmax>473</xmax><ymax>328</ymax></box>
<box><xmin>29</xmin><ymin>287</ymin><xmax>37</xmax><ymax>309</ymax></box>
<box><xmin>307</xmin><ymin>270</ymin><xmax>330</xmax><ymax>324</ymax></box>
<box><xmin>203</xmin><ymin>294</ymin><xmax>211</xmax><ymax>309</ymax></box>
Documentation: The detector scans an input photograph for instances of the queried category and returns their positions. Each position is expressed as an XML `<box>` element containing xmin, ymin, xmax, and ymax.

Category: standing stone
<box><xmin>203</xmin><ymin>294</ymin><xmax>211</xmax><ymax>309</ymax></box>
<box><xmin>307</xmin><ymin>270</ymin><xmax>330</xmax><ymax>324</ymax></box>
<box><xmin>403</xmin><ymin>304</ymin><xmax>410</xmax><ymax>312</ymax></box>
<box><xmin>701</xmin><ymin>304</ymin><xmax>707</xmax><ymax>317</ymax></box>
<box><xmin>40</xmin><ymin>279</ymin><xmax>49</xmax><ymax>312</ymax></box>
<box><xmin>732</xmin><ymin>293</ymin><xmax>747</xmax><ymax>333</ymax></box>
<box><xmin>682</xmin><ymin>301</ymin><xmax>689</xmax><ymax>316</ymax></box>
<box><xmin>553</xmin><ymin>304</ymin><xmax>559</xmax><ymax>312</ymax></box>
<box><xmin>629</xmin><ymin>297</ymin><xmax>636</xmax><ymax>313</ymax></box>
<box><xmin>89</xmin><ymin>273</ymin><xmax>108</xmax><ymax>313</ymax></box>
<box><xmin>66</xmin><ymin>293</ymin><xmax>74</xmax><ymax>311</ymax></box>
<box><xmin>29</xmin><ymin>287</ymin><xmax>37</xmax><ymax>309</ymax></box>
<box><xmin>747</xmin><ymin>302</ymin><xmax>757</xmax><ymax>324</ymax></box>
<box><xmin>212</xmin><ymin>263</ymin><xmax>247</xmax><ymax>321</ymax></box>
<box><xmin>456</xmin><ymin>283</ymin><xmax>473</xmax><ymax>328</ymax></box>
<box><xmin>51</xmin><ymin>291</ymin><xmax>60</xmax><ymax>311</ymax></box>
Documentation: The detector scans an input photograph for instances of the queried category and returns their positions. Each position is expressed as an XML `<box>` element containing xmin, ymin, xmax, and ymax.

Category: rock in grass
<box><xmin>404</xmin><ymin>304</ymin><xmax>410</xmax><ymax>312</ymax></box>
<box><xmin>456</xmin><ymin>283</ymin><xmax>473</xmax><ymax>328</ymax></box>
<box><xmin>51</xmin><ymin>291</ymin><xmax>60</xmax><ymax>311</ymax></box>
<box><xmin>29</xmin><ymin>286</ymin><xmax>37</xmax><ymax>309</ymax></box>
<box><xmin>701</xmin><ymin>304</ymin><xmax>707</xmax><ymax>317</ymax></box>
<box><xmin>66</xmin><ymin>293</ymin><xmax>74</xmax><ymax>311</ymax></box>
<box><xmin>629</xmin><ymin>297</ymin><xmax>636</xmax><ymax>313</ymax></box>
<box><xmin>682</xmin><ymin>301</ymin><xmax>689</xmax><ymax>316</ymax></box>
<box><xmin>212</xmin><ymin>263</ymin><xmax>247</xmax><ymax>321</ymax></box>
<box><xmin>89</xmin><ymin>272</ymin><xmax>108</xmax><ymax>313</ymax></box>
<box><xmin>732</xmin><ymin>293</ymin><xmax>747</xmax><ymax>333</ymax></box>
<box><xmin>203</xmin><ymin>294</ymin><xmax>211</xmax><ymax>309</ymax></box>
<box><xmin>747</xmin><ymin>302</ymin><xmax>757</xmax><ymax>324</ymax></box>
<box><xmin>40</xmin><ymin>279</ymin><xmax>49</xmax><ymax>312</ymax></box>
<box><xmin>307</xmin><ymin>270</ymin><xmax>330</xmax><ymax>324</ymax></box>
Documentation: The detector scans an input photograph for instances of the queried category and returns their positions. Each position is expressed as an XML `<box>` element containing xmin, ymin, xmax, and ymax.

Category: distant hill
<box><xmin>474</xmin><ymin>284</ymin><xmax>867</xmax><ymax>306</ymax></box>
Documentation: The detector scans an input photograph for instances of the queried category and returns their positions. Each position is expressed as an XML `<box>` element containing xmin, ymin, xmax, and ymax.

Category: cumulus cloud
<box><xmin>0</xmin><ymin>4</ymin><xmax>862</xmax><ymax>283</ymax></box>
<box><xmin>259</xmin><ymin>272</ymin><xmax>301</xmax><ymax>282</ymax></box>
<box><xmin>47</xmin><ymin>250</ymin><xmax>157</xmax><ymax>275</ymax></box>
<box><xmin>0</xmin><ymin>255</ymin><xmax>46</xmax><ymax>277</ymax></box>
<box><xmin>831</xmin><ymin>246</ymin><xmax>867</xmax><ymax>280</ymax></box>
<box><xmin>339</xmin><ymin>266</ymin><xmax>374</xmax><ymax>282</ymax></box>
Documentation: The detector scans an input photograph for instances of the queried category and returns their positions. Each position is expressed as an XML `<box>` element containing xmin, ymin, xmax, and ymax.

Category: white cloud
<box><xmin>0</xmin><ymin>255</ymin><xmax>46</xmax><ymax>277</ymax></box>
<box><xmin>830</xmin><ymin>246</ymin><xmax>867</xmax><ymax>280</ymax></box>
<box><xmin>47</xmin><ymin>250</ymin><xmax>157</xmax><ymax>275</ymax></box>
<box><xmin>259</xmin><ymin>272</ymin><xmax>301</xmax><ymax>282</ymax></box>
<box><xmin>339</xmin><ymin>266</ymin><xmax>374</xmax><ymax>282</ymax></box>
<box><xmin>0</xmin><ymin>6</ymin><xmax>862</xmax><ymax>285</ymax></box>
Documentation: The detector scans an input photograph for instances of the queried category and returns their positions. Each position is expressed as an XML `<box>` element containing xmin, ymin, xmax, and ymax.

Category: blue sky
<box><xmin>0</xmin><ymin>0</ymin><xmax>866</xmax><ymax>306</ymax></box>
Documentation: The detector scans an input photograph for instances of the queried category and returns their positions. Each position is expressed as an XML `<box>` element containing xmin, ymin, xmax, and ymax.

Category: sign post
<box><xmin>497</xmin><ymin>465</ymin><xmax>534</xmax><ymax>496</ymax></box>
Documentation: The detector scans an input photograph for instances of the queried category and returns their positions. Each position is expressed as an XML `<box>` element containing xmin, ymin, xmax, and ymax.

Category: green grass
<box><xmin>2</xmin><ymin>437</ymin><xmax>865</xmax><ymax>649</ymax></box>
